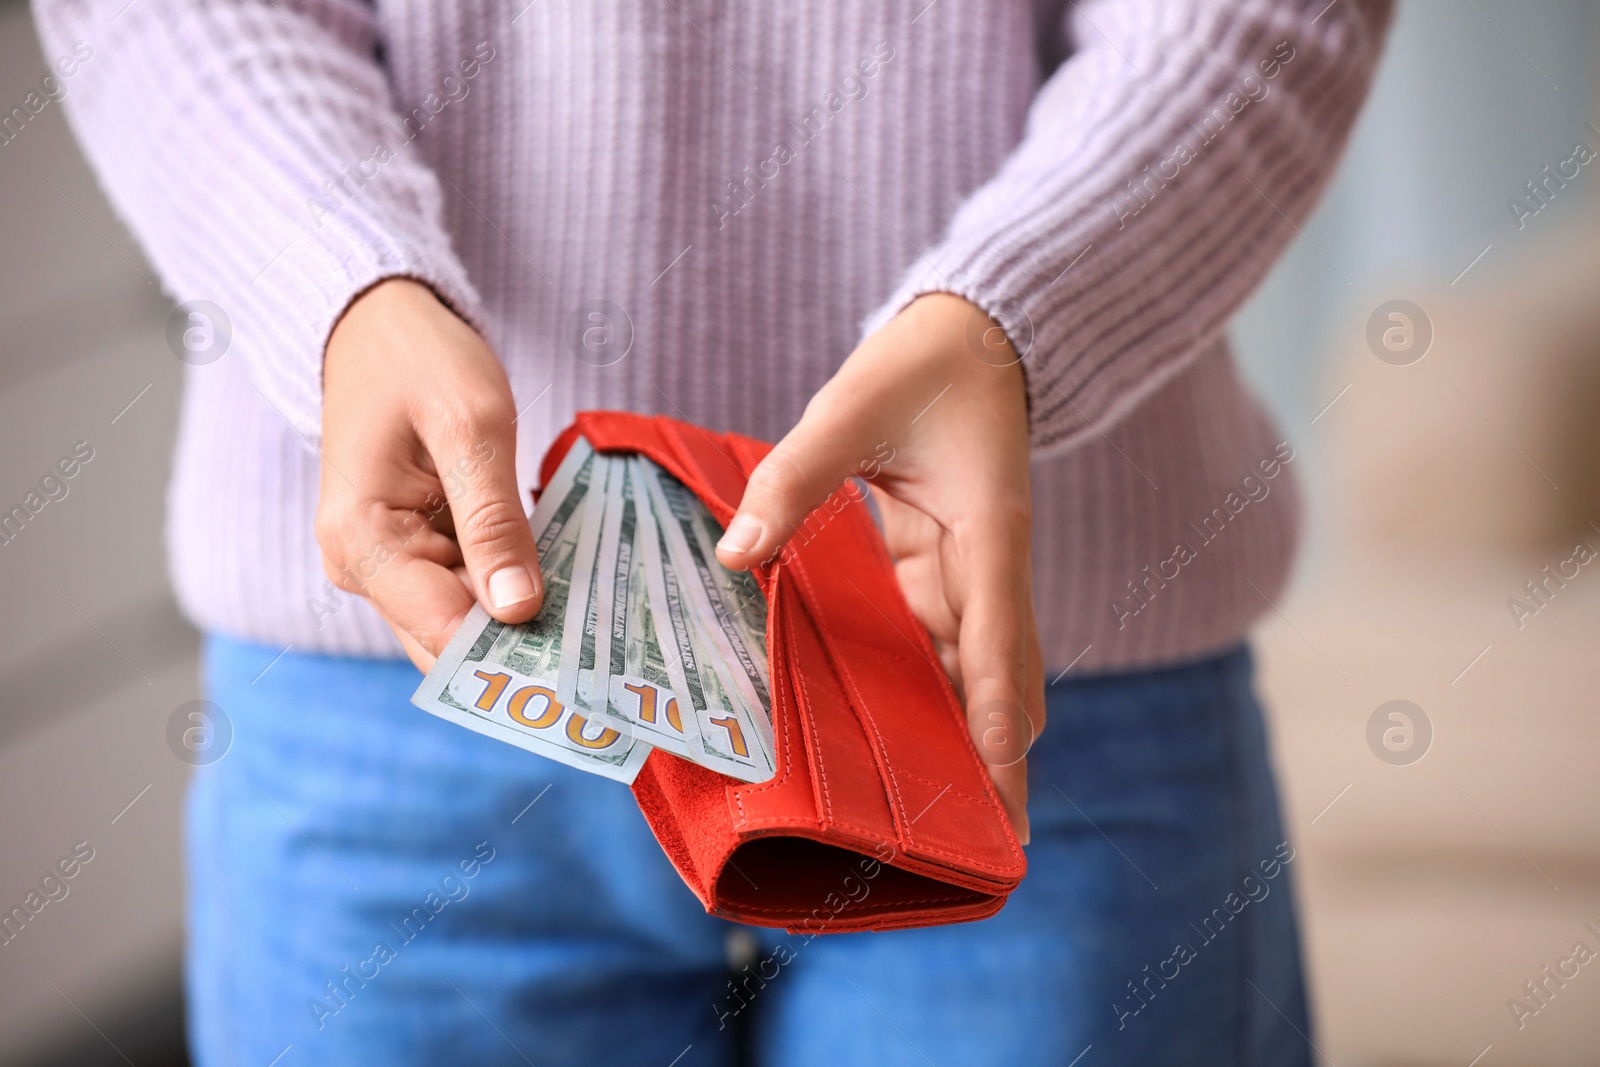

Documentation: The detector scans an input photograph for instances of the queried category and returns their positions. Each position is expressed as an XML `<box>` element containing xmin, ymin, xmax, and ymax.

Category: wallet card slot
<box><xmin>784</xmin><ymin>497</ymin><xmax>1026</xmax><ymax>880</ymax></box>
<box><xmin>781</xmin><ymin>592</ymin><xmax>899</xmax><ymax>843</ymax></box>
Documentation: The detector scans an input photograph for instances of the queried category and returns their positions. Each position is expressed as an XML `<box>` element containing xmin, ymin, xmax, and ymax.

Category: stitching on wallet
<box><xmin>900</xmin><ymin>831</ymin><xmax>1018</xmax><ymax>875</ymax></box>
<box><xmin>724</xmin><ymin>817</ymin><xmax>1017</xmax><ymax>877</ymax></box>
<box><xmin>728</xmin><ymin>890</ymin><xmax>982</xmax><ymax>917</ymax></box>
<box><xmin>897</xmin><ymin>769</ymin><xmax>988</xmax><ymax>808</ymax></box>
<box><xmin>789</xmin><ymin>558</ymin><xmax>910</xmax><ymax>835</ymax></box>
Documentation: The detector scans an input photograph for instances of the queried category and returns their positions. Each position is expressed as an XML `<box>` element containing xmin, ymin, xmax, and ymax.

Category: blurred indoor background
<box><xmin>1</xmin><ymin>1</ymin><xmax>1597</xmax><ymax>1064</ymax></box>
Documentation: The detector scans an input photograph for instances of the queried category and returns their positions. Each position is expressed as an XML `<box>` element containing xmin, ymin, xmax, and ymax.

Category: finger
<box><xmin>954</xmin><ymin>513</ymin><xmax>1045</xmax><ymax>845</ymax></box>
<box><xmin>868</xmin><ymin>485</ymin><xmax>923</xmax><ymax>555</ymax></box>
<box><xmin>356</xmin><ymin>551</ymin><xmax>478</xmax><ymax>660</ymax></box>
<box><xmin>931</xmin><ymin>635</ymin><xmax>962</xmax><ymax>690</ymax></box>
<box><xmin>716</xmin><ymin>399</ymin><xmax>880</xmax><ymax>571</ymax></box>
<box><xmin>891</xmin><ymin>549</ymin><xmax>959</xmax><ymax>635</ymax></box>
<box><xmin>987</xmin><ymin>762</ymin><xmax>1030</xmax><ymax>845</ymax></box>
<box><xmin>369</xmin><ymin>599</ymin><xmax>440</xmax><ymax>673</ymax></box>
<box><xmin>425</xmin><ymin>419</ymin><xmax>543</xmax><ymax>624</ymax></box>
<box><xmin>376</xmin><ymin>510</ymin><xmax>464</xmax><ymax>570</ymax></box>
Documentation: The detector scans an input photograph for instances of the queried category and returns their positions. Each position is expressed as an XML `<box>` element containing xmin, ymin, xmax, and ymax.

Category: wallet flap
<box><xmin>561</xmin><ymin>412</ymin><xmax>750</xmax><ymax>523</ymax></box>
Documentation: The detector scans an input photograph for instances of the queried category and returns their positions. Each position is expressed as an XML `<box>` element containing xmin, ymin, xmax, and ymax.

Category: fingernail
<box><xmin>718</xmin><ymin>514</ymin><xmax>763</xmax><ymax>555</ymax></box>
<box><xmin>488</xmin><ymin>565</ymin><xmax>537</xmax><ymax>609</ymax></box>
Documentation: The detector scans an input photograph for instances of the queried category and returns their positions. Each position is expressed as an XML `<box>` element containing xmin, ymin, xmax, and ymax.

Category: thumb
<box><xmin>434</xmin><ymin>429</ymin><xmax>544</xmax><ymax>624</ymax></box>
<box><xmin>716</xmin><ymin>405</ymin><xmax>877</xmax><ymax>571</ymax></box>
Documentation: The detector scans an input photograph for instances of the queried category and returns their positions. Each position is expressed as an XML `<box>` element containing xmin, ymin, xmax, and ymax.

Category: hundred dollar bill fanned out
<box><xmin>411</xmin><ymin>439</ymin><xmax>651</xmax><ymax>783</ymax></box>
<box><xmin>412</xmin><ymin>437</ymin><xmax>776</xmax><ymax>786</ymax></box>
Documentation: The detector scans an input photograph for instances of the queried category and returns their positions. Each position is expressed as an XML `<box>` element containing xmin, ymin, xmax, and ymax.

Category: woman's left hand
<box><xmin>715</xmin><ymin>293</ymin><xmax>1045</xmax><ymax>843</ymax></box>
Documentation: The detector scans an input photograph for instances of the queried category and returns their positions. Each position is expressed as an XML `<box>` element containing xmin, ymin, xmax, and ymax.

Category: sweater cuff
<box><xmin>860</xmin><ymin>0</ymin><xmax>1392</xmax><ymax>457</ymax></box>
<box><xmin>246</xmin><ymin>213</ymin><xmax>485</xmax><ymax>442</ymax></box>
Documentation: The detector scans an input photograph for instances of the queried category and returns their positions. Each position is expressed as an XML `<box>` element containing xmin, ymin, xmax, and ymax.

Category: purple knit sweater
<box><xmin>36</xmin><ymin>0</ymin><xmax>1389</xmax><ymax>672</ymax></box>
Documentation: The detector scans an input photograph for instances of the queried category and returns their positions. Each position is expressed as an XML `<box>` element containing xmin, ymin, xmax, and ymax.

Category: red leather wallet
<box><xmin>539</xmin><ymin>412</ymin><xmax>1026</xmax><ymax>933</ymax></box>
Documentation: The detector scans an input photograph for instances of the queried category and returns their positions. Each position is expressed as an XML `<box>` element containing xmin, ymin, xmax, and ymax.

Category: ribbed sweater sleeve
<box><xmin>861</xmin><ymin>0</ymin><xmax>1393</xmax><ymax>454</ymax></box>
<box><xmin>33</xmin><ymin>0</ymin><xmax>483</xmax><ymax>440</ymax></box>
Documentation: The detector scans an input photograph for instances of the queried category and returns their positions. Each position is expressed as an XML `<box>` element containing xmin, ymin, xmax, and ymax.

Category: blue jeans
<box><xmin>189</xmin><ymin>637</ymin><xmax>1311</xmax><ymax>1066</ymax></box>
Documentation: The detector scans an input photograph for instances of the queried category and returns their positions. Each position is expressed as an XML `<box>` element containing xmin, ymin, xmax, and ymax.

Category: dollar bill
<box><xmin>642</xmin><ymin>461</ymin><xmax>774</xmax><ymax>761</ymax></box>
<box><xmin>586</xmin><ymin>454</ymin><xmax>627</xmax><ymax>728</ymax></box>
<box><xmin>630</xmin><ymin>460</ymin><xmax>768</xmax><ymax>783</ymax></box>
<box><xmin>412</xmin><ymin>437</ymin><xmax>777</xmax><ymax>787</ymax></box>
<box><xmin>634</xmin><ymin>458</ymin><xmax>774</xmax><ymax>783</ymax></box>
<box><xmin>556</xmin><ymin>452</ymin><xmax>613</xmax><ymax>716</ymax></box>
<box><xmin>592</xmin><ymin>458</ymin><xmax>696</xmax><ymax>757</ymax></box>
<box><xmin>411</xmin><ymin>439</ymin><xmax>652</xmax><ymax>783</ymax></box>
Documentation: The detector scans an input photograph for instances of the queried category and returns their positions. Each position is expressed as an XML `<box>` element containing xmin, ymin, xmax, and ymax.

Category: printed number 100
<box><xmin>470</xmin><ymin>670</ymin><xmax>623</xmax><ymax>751</ymax></box>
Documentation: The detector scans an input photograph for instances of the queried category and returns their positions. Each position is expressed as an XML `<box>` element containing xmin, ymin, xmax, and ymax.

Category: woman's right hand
<box><xmin>316</xmin><ymin>278</ymin><xmax>542</xmax><ymax>671</ymax></box>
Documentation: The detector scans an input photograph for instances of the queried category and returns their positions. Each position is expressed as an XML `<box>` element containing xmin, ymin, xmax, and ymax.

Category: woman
<box><xmin>38</xmin><ymin>0</ymin><xmax>1389</xmax><ymax>1063</ymax></box>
